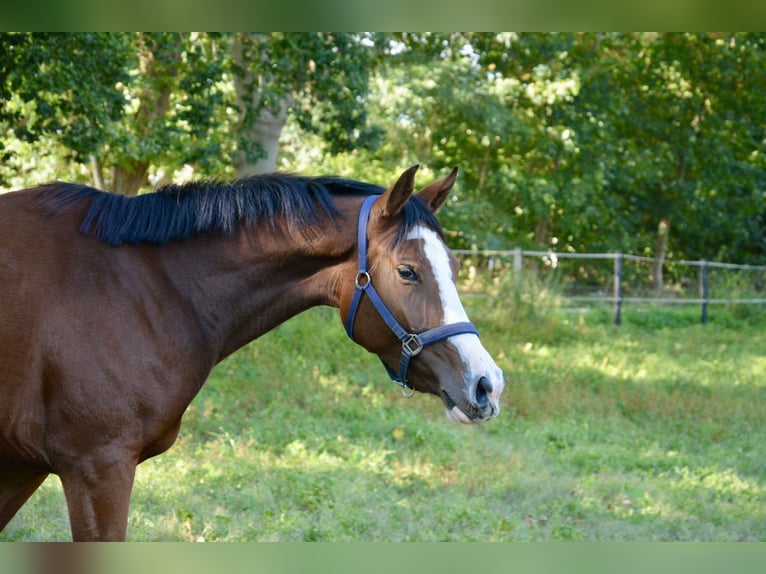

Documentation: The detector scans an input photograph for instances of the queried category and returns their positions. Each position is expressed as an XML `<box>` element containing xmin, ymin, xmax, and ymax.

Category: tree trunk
<box><xmin>112</xmin><ymin>162</ymin><xmax>150</xmax><ymax>197</ymax></box>
<box><xmin>477</xmin><ymin>144</ymin><xmax>491</xmax><ymax>190</ymax></box>
<box><xmin>104</xmin><ymin>34</ymin><xmax>181</xmax><ymax>196</ymax></box>
<box><xmin>231</xmin><ymin>33</ymin><xmax>289</xmax><ymax>177</ymax></box>
<box><xmin>651</xmin><ymin>155</ymin><xmax>685</xmax><ymax>291</ymax></box>
<box><xmin>234</xmin><ymin>99</ymin><xmax>288</xmax><ymax>177</ymax></box>
<box><xmin>534</xmin><ymin>215</ymin><xmax>548</xmax><ymax>245</ymax></box>
<box><xmin>90</xmin><ymin>156</ymin><xmax>107</xmax><ymax>191</ymax></box>
<box><xmin>652</xmin><ymin>217</ymin><xmax>671</xmax><ymax>292</ymax></box>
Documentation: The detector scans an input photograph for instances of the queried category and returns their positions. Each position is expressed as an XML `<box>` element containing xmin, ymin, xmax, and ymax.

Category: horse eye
<box><xmin>397</xmin><ymin>265</ymin><xmax>419</xmax><ymax>282</ymax></box>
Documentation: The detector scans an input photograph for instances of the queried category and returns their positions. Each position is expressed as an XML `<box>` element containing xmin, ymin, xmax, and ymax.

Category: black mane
<box><xmin>37</xmin><ymin>173</ymin><xmax>443</xmax><ymax>246</ymax></box>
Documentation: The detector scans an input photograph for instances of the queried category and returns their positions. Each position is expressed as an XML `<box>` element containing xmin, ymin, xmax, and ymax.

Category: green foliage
<box><xmin>579</xmin><ymin>33</ymin><xmax>766</xmax><ymax>263</ymax></box>
<box><xmin>2</xmin><ymin>296</ymin><xmax>764</xmax><ymax>541</ymax></box>
<box><xmin>0</xmin><ymin>33</ymin><xmax>130</xmax><ymax>179</ymax></box>
<box><xmin>1</xmin><ymin>33</ymin><xmax>381</xmax><ymax>193</ymax></box>
<box><xmin>229</xmin><ymin>32</ymin><xmax>382</xmax><ymax>174</ymax></box>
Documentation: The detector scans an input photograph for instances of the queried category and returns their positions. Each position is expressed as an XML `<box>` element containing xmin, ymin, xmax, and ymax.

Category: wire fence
<box><xmin>454</xmin><ymin>248</ymin><xmax>766</xmax><ymax>325</ymax></box>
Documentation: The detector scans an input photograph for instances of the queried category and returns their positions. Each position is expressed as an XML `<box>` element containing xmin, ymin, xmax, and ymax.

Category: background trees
<box><xmin>1</xmin><ymin>32</ymin><xmax>379</xmax><ymax>195</ymax></box>
<box><xmin>574</xmin><ymin>33</ymin><xmax>766</xmax><ymax>285</ymax></box>
<box><xmin>2</xmin><ymin>32</ymin><xmax>765</xmax><ymax>270</ymax></box>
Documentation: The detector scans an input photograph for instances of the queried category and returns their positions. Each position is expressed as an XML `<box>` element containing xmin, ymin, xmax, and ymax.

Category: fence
<box><xmin>454</xmin><ymin>248</ymin><xmax>766</xmax><ymax>325</ymax></box>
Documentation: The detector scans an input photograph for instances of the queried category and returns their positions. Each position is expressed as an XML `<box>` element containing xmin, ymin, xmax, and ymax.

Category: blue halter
<box><xmin>344</xmin><ymin>194</ymin><xmax>480</xmax><ymax>396</ymax></box>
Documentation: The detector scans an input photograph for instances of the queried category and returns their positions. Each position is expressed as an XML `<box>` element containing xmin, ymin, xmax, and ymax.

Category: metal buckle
<box><xmin>402</xmin><ymin>334</ymin><xmax>423</xmax><ymax>357</ymax></box>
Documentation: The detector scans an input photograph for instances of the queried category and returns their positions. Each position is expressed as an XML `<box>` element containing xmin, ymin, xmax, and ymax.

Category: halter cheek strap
<box><xmin>344</xmin><ymin>194</ymin><xmax>480</xmax><ymax>395</ymax></box>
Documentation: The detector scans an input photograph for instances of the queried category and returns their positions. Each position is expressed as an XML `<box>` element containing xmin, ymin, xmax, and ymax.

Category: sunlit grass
<box><xmin>2</xmin><ymin>294</ymin><xmax>765</xmax><ymax>541</ymax></box>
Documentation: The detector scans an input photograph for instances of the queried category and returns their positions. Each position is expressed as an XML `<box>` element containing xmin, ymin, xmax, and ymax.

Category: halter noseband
<box><xmin>344</xmin><ymin>194</ymin><xmax>480</xmax><ymax>396</ymax></box>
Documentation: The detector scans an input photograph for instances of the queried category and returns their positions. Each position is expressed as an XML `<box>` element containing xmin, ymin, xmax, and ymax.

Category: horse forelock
<box><xmin>393</xmin><ymin>195</ymin><xmax>444</xmax><ymax>247</ymax></box>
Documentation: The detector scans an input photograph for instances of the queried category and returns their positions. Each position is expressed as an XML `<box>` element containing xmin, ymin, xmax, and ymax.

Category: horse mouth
<box><xmin>442</xmin><ymin>390</ymin><xmax>482</xmax><ymax>424</ymax></box>
<box><xmin>441</xmin><ymin>389</ymin><xmax>499</xmax><ymax>424</ymax></box>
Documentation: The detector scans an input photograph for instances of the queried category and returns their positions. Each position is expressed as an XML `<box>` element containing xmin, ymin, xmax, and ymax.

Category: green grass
<box><xmin>2</xmin><ymin>293</ymin><xmax>765</xmax><ymax>541</ymax></box>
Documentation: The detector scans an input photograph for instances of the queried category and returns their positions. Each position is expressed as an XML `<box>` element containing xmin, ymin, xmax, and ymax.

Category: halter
<box><xmin>344</xmin><ymin>194</ymin><xmax>480</xmax><ymax>396</ymax></box>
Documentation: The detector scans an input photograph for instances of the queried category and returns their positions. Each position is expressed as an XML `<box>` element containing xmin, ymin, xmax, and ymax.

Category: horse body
<box><xmin>0</xmin><ymin>167</ymin><xmax>504</xmax><ymax>540</ymax></box>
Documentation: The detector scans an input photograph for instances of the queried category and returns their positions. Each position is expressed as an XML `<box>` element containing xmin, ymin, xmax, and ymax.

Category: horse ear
<box><xmin>378</xmin><ymin>165</ymin><xmax>419</xmax><ymax>218</ymax></box>
<box><xmin>416</xmin><ymin>167</ymin><xmax>458</xmax><ymax>213</ymax></box>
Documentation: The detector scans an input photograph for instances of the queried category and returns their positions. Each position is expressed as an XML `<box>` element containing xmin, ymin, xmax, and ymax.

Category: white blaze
<box><xmin>407</xmin><ymin>225</ymin><xmax>505</xmax><ymax>419</ymax></box>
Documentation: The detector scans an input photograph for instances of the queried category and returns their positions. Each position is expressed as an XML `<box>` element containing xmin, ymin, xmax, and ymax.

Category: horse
<box><xmin>0</xmin><ymin>165</ymin><xmax>504</xmax><ymax>541</ymax></box>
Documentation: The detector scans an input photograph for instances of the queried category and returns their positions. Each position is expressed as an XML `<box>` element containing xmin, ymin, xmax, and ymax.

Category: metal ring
<box><xmin>355</xmin><ymin>271</ymin><xmax>371</xmax><ymax>288</ymax></box>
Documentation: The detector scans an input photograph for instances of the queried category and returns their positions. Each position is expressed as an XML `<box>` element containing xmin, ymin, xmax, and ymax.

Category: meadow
<box><xmin>2</xmin><ymin>278</ymin><xmax>765</xmax><ymax>541</ymax></box>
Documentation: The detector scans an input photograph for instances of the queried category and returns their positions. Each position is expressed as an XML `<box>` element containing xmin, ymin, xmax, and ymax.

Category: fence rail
<box><xmin>454</xmin><ymin>248</ymin><xmax>766</xmax><ymax>325</ymax></box>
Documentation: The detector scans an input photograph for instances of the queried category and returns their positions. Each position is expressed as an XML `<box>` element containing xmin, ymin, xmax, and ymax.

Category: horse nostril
<box><xmin>474</xmin><ymin>376</ymin><xmax>492</xmax><ymax>409</ymax></box>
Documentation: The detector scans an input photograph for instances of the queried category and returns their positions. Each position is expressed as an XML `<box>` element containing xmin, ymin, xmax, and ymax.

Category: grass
<box><xmin>2</xmin><ymin>281</ymin><xmax>765</xmax><ymax>541</ymax></box>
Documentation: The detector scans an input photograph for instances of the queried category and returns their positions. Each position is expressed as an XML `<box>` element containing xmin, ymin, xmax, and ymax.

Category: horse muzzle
<box><xmin>442</xmin><ymin>370</ymin><xmax>505</xmax><ymax>424</ymax></box>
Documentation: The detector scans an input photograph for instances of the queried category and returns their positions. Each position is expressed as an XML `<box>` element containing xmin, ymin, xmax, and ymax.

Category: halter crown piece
<box><xmin>344</xmin><ymin>194</ymin><xmax>480</xmax><ymax>397</ymax></box>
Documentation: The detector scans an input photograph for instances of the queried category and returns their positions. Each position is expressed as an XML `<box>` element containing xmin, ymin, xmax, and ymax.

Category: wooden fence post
<box><xmin>513</xmin><ymin>248</ymin><xmax>523</xmax><ymax>275</ymax></box>
<box><xmin>614</xmin><ymin>252</ymin><xmax>623</xmax><ymax>326</ymax></box>
<box><xmin>700</xmin><ymin>260</ymin><xmax>709</xmax><ymax>324</ymax></box>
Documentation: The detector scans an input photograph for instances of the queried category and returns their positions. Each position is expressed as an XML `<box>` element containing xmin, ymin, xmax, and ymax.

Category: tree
<box><xmin>231</xmin><ymin>32</ymin><xmax>382</xmax><ymax>176</ymax></box>
<box><xmin>576</xmin><ymin>33</ymin><xmax>766</xmax><ymax>287</ymax></box>
<box><xmin>0</xmin><ymin>33</ymin><xmax>130</xmax><ymax>187</ymax></box>
<box><xmin>339</xmin><ymin>33</ymin><xmax>607</xmax><ymax>254</ymax></box>
<box><xmin>1</xmin><ymin>33</ymin><xmax>232</xmax><ymax>195</ymax></box>
<box><xmin>102</xmin><ymin>33</ymin><xmax>237</xmax><ymax>195</ymax></box>
<box><xmin>1</xmin><ymin>33</ymin><xmax>383</xmax><ymax>195</ymax></box>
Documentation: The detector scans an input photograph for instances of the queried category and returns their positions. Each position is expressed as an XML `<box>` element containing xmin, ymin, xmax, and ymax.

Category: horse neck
<box><xmin>159</xmin><ymin>202</ymin><xmax>358</xmax><ymax>361</ymax></box>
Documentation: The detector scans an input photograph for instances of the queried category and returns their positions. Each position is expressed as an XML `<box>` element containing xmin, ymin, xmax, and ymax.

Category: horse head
<box><xmin>340</xmin><ymin>166</ymin><xmax>505</xmax><ymax>423</ymax></box>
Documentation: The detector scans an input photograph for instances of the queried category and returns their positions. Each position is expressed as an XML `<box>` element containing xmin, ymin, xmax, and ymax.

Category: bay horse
<box><xmin>0</xmin><ymin>165</ymin><xmax>504</xmax><ymax>541</ymax></box>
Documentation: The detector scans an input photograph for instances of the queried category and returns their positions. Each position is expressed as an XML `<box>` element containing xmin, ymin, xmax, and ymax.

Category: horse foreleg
<box><xmin>0</xmin><ymin>463</ymin><xmax>49</xmax><ymax>533</ymax></box>
<box><xmin>57</xmin><ymin>451</ymin><xmax>137</xmax><ymax>541</ymax></box>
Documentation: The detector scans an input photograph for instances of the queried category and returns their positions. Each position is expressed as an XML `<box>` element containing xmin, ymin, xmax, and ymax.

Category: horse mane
<box><xmin>36</xmin><ymin>173</ymin><xmax>443</xmax><ymax>246</ymax></box>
